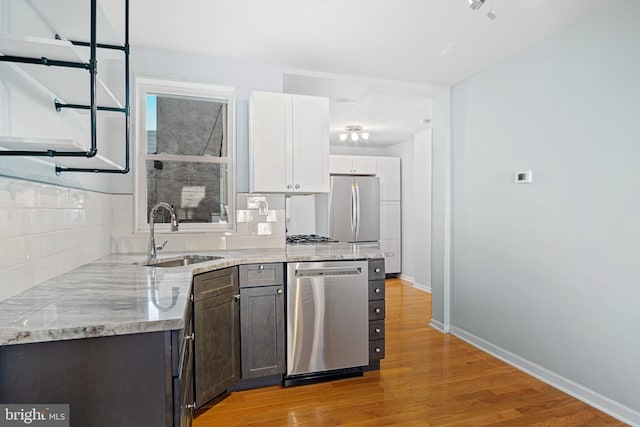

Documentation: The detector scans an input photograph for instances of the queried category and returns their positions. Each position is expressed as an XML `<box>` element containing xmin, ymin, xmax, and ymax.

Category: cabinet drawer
<box><xmin>193</xmin><ymin>267</ymin><xmax>238</xmax><ymax>302</ymax></box>
<box><xmin>368</xmin><ymin>259</ymin><xmax>385</xmax><ymax>280</ymax></box>
<box><xmin>369</xmin><ymin>300</ymin><xmax>385</xmax><ymax>321</ymax></box>
<box><xmin>369</xmin><ymin>339</ymin><xmax>385</xmax><ymax>361</ymax></box>
<box><xmin>369</xmin><ymin>319</ymin><xmax>385</xmax><ymax>340</ymax></box>
<box><xmin>368</xmin><ymin>280</ymin><xmax>385</xmax><ymax>301</ymax></box>
<box><xmin>239</xmin><ymin>263</ymin><xmax>283</xmax><ymax>288</ymax></box>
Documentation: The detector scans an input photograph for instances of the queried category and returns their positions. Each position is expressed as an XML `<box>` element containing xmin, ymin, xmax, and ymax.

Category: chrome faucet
<box><xmin>148</xmin><ymin>202</ymin><xmax>179</xmax><ymax>260</ymax></box>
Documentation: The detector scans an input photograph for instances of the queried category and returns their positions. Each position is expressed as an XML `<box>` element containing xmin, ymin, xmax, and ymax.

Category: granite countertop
<box><xmin>0</xmin><ymin>243</ymin><xmax>384</xmax><ymax>346</ymax></box>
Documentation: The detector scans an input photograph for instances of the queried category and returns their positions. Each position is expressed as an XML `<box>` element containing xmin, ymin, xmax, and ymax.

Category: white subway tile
<box><xmin>264</xmin><ymin>235</ymin><xmax>286</xmax><ymax>248</ymax></box>
<box><xmin>0</xmin><ymin>236</ymin><xmax>29</xmax><ymax>269</ymax></box>
<box><xmin>0</xmin><ymin>208</ymin><xmax>23</xmax><ymax>238</ymax></box>
<box><xmin>111</xmin><ymin>194</ymin><xmax>133</xmax><ymax>210</ymax></box>
<box><xmin>0</xmin><ymin>264</ymin><xmax>34</xmax><ymax>301</ymax></box>
<box><xmin>40</xmin><ymin>185</ymin><xmax>69</xmax><ymax>209</ymax></box>
<box><xmin>257</xmin><ymin>223</ymin><xmax>273</xmax><ymax>235</ymax></box>
<box><xmin>112</xmin><ymin>208</ymin><xmax>132</xmax><ymax>225</ymax></box>
<box><xmin>40</xmin><ymin>230</ymin><xmax>69</xmax><ymax>257</ymax></box>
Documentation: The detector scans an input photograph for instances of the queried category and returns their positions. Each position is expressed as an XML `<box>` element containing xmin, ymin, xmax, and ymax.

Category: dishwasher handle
<box><xmin>295</xmin><ymin>267</ymin><xmax>362</xmax><ymax>278</ymax></box>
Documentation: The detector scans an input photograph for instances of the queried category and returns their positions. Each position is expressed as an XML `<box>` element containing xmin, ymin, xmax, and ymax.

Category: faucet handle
<box><xmin>156</xmin><ymin>239</ymin><xmax>168</xmax><ymax>252</ymax></box>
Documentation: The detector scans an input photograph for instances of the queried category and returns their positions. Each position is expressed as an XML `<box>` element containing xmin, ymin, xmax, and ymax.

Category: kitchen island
<box><xmin>0</xmin><ymin>243</ymin><xmax>384</xmax><ymax>427</ymax></box>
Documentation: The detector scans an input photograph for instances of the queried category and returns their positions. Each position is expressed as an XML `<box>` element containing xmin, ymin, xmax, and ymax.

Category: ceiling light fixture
<box><xmin>339</xmin><ymin>125</ymin><xmax>369</xmax><ymax>142</ymax></box>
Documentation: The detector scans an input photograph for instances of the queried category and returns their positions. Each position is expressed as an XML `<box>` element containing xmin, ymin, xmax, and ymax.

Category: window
<box><xmin>135</xmin><ymin>77</ymin><xmax>235</xmax><ymax>232</ymax></box>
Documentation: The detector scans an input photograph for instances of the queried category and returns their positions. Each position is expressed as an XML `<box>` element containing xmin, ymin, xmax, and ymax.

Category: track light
<box><xmin>469</xmin><ymin>0</ymin><xmax>486</xmax><ymax>10</ymax></box>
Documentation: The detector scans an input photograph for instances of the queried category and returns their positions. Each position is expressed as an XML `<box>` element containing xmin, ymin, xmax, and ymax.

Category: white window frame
<box><xmin>134</xmin><ymin>76</ymin><xmax>236</xmax><ymax>233</ymax></box>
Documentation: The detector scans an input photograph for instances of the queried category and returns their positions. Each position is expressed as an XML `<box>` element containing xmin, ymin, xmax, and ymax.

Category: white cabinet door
<box><xmin>380</xmin><ymin>201</ymin><xmax>401</xmax><ymax>273</ymax></box>
<box><xmin>292</xmin><ymin>95</ymin><xmax>329</xmax><ymax>193</ymax></box>
<box><xmin>380</xmin><ymin>239</ymin><xmax>401</xmax><ymax>274</ymax></box>
<box><xmin>352</xmin><ymin>156</ymin><xmax>377</xmax><ymax>175</ymax></box>
<box><xmin>329</xmin><ymin>155</ymin><xmax>353</xmax><ymax>174</ymax></box>
<box><xmin>329</xmin><ymin>155</ymin><xmax>377</xmax><ymax>175</ymax></box>
<box><xmin>250</xmin><ymin>92</ymin><xmax>329</xmax><ymax>193</ymax></box>
<box><xmin>377</xmin><ymin>157</ymin><xmax>401</xmax><ymax>201</ymax></box>
<box><xmin>380</xmin><ymin>201</ymin><xmax>401</xmax><ymax>239</ymax></box>
<box><xmin>249</xmin><ymin>92</ymin><xmax>291</xmax><ymax>192</ymax></box>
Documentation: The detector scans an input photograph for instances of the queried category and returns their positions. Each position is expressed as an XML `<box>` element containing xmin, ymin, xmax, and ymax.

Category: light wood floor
<box><xmin>194</xmin><ymin>278</ymin><xmax>626</xmax><ymax>426</ymax></box>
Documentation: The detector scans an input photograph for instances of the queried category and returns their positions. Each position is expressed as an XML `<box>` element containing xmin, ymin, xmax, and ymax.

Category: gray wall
<box><xmin>450</xmin><ymin>0</ymin><xmax>640</xmax><ymax>415</ymax></box>
<box><xmin>430</xmin><ymin>91</ymin><xmax>451</xmax><ymax>325</ymax></box>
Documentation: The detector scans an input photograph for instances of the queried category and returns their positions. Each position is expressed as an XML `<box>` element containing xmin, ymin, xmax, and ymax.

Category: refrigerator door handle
<box><xmin>355</xmin><ymin>183</ymin><xmax>361</xmax><ymax>239</ymax></box>
<box><xmin>350</xmin><ymin>183</ymin><xmax>357</xmax><ymax>235</ymax></box>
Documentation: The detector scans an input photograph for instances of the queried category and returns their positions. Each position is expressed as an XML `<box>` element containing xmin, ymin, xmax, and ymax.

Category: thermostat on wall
<box><xmin>514</xmin><ymin>170</ymin><xmax>533</xmax><ymax>184</ymax></box>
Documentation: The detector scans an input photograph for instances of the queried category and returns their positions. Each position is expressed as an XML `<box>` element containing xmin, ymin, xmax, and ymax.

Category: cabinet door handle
<box><xmin>375</xmin><ymin>308</ymin><xmax>381</xmax><ymax>314</ymax></box>
<box><xmin>258</xmin><ymin>264</ymin><xmax>264</xmax><ymax>270</ymax></box>
<box><xmin>295</xmin><ymin>184</ymin><xmax>300</xmax><ymax>189</ymax></box>
<box><xmin>375</xmin><ymin>268</ymin><xmax>381</xmax><ymax>273</ymax></box>
<box><xmin>287</xmin><ymin>184</ymin><xmax>293</xmax><ymax>189</ymax></box>
<box><xmin>375</xmin><ymin>288</ymin><xmax>381</xmax><ymax>293</ymax></box>
<box><xmin>185</xmin><ymin>333</ymin><xmax>194</xmax><ymax>341</ymax></box>
<box><xmin>277</xmin><ymin>288</ymin><xmax>283</xmax><ymax>294</ymax></box>
<box><xmin>234</xmin><ymin>293</ymin><xmax>241</xmax><ymax>301</ymax></box>
<box><xmin>375</xmin><ymin>328</ymin><xmax>381</xmax><ymax>333</ymax></box>
<box><xmin>186</xmin><ymin>403</ymin><xmax>196</xmax><ymax>410</ymax></box>
<box><xmin>375</xmin><ymin>347</ymin><xmax>382</xmax><ymax>353</ymax></box>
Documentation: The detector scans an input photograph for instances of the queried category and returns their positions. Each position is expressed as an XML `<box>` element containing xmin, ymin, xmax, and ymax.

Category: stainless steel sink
<box><xmin>135</xmin><ymin>255</ymin><xmax>224</xmax><ymax>268</ymax></box>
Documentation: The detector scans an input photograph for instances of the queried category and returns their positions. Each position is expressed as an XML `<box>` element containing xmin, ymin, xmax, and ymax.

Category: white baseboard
<box><xmin>413</xmin><ymin>282</ymin><xmax>432</xmax><ymax>293</ymax></box>
<box><xmin>429</xmin><ymin>319</ymin><xmax>449</xmax><ymax>333</ymax></box>
<box><xmin>450</xmin><ymin>326</ymin><xmax>640</xmax><ymax>427</ymax></box>
<box><xmin>397</xmin><ymin>273</ymin><xmax>415</xmax><ymax>283</ymax></box>
<box><xmin>396</xmin><ymin>274</ymin><xmax>432</xmax><ymax>293</ymax></box>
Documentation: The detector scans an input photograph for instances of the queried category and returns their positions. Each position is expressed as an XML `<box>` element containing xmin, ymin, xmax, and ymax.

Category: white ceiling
<box><xmin>102</xmin><ymin>0</ymin><xmax>617</xmax><ymax>147</ymax></box>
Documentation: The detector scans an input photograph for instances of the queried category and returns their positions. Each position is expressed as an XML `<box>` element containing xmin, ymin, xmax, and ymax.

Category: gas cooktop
<box><xmin>286</xmin><ymin>234</ymin><xmax>338</xmax><ymax>244</ymax></box>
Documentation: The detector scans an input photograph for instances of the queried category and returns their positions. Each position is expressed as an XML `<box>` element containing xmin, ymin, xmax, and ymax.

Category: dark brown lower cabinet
<box><xmin>240</xmin><ymin>285</ymin><xmax>285</xmax><ymax>378</ymax></box>
<box><xmin>193</xmin><ymin>267</ymin><xmax>240</xmax><ymax>408</ymax></box>
<box><xmin>0</xmin><ymin>324</ymin><xmax>193</xmax><ymax>427</ymax></box>
<box><xmin>366</xmin><ymin>258</ymin><xmax>386</xmax><ymax>371</ymax></box>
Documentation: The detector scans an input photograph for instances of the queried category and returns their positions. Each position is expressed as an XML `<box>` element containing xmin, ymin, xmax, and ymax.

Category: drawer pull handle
<box><xmin>375</xmin><ymin>308</ymin><xmax>381</xmax><ymax>314</ymax></box>
<box><xmin>375</xmin><ymin>348</ymin><xmax>381</xmax><ymax>353</ymax></box>
<box><xmin>375</xmin><ymin>328</ymin><xmax>381</xmax><ymax>333</ymax></box>
<box><xmin>287</xmin><ymin>184</ymin><xmax>293</xmax><ymax>189</ymax></box>
<box><xmin>375</xmin><ymin>268</ymin><xmax>381</xmax><ymax>273</ymax></box>
<box><xmin>185</xmin><ymin>333</ymin><xmax>194</xmax><ymax>341</ymax></box>
<box><xmin>259</xmin><ymin>264</ymin><xmax>264</xmax><ymax>270</ymax></box>
<box><xmin>375</xmin><ymin>288</ymin><xmax>381</xmax><ymax>293</ymax></box>
<box><xmin>295</xmin><ymin>184</ymin><xmax>300</xmax><ymax>189</ymax></box>
<box><xmin>277</xmin><ymin>288</ymin><xmax>283</xmax><ymax>294</ymax></box>
<box><xmin>234</xmin><ymin>293</ymin><xmax>241</xmax><ymax>301</ymax></box>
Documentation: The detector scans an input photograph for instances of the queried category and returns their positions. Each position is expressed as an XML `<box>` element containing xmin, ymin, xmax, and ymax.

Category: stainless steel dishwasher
<box><xmin>286</xmin><ymin>260</ymin><xmax>369</xmax><ymax>385</ymax></box>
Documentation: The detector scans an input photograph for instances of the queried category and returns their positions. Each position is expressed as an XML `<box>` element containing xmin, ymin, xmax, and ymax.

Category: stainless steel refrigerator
<box><xmin>329</xmin><ymin>176</ymin><xmax>380</xmax><ymax>243</ymax></box>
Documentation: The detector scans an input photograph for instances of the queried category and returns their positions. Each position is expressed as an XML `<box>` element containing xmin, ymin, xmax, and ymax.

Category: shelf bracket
<box><xmin>0</xmin><ymin>0</ymin><xmax>131</xmax><ymax>175</ymax></box>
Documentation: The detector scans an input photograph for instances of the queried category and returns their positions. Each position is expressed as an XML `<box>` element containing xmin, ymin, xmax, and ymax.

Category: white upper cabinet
<box><xmin>376</xmin><ymin>157</ymin><xmax>401</xmax><ymax>201</ymax></box>
<box><xmin>249</xmin><ymin>91</ymin><xmax>329</xmax><ymax>193</ymax></box>
<box><xmin>329</xmin><ymin>155</ymin><xmax>377</xmax><ymax>175</ymax></box>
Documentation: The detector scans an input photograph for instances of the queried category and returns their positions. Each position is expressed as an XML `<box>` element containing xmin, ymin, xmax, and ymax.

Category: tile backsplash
<box><xmin>0</xmin><ymin>179</ymin><xmax>286</xmax><ymax>301</ymax></box>
<box><xmin>110</xmin><ymin>193</ymin><xmax>286</xmax><ymax>253</ymax></box>
<box><xmin>0</xmin><ymin>176</ymin><xmax>111</xmax><ymax>301</ymax></box>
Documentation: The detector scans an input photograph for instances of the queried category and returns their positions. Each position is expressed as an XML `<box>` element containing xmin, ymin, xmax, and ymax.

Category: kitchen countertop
<box><xmin>0</xmin><ymin>243</ymin><xmax>384</xmax><ymax>347</ymax></box>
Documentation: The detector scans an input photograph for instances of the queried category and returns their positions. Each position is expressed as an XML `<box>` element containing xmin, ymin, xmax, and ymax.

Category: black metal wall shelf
<box><xmin>0</xmin><ymin>0</ymin><xmax>130</xmax><ymax>175</ymax></box>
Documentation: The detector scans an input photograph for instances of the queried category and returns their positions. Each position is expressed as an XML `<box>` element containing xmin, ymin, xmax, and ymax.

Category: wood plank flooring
<box><xmin>194</xmin><ymin>278</ymin><xmax>626</xmax><ymax>426</ymax></box>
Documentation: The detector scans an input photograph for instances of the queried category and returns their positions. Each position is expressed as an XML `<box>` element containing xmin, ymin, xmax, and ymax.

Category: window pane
<box><xmin>146</xmin><ymin>160</ymin><xmax>229</xmax><ymax>224</ymax></box>
<box><xmin>146</xmin><ymin>94</ymin><xmax>227</xmax><ymax>157</ymax></box>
